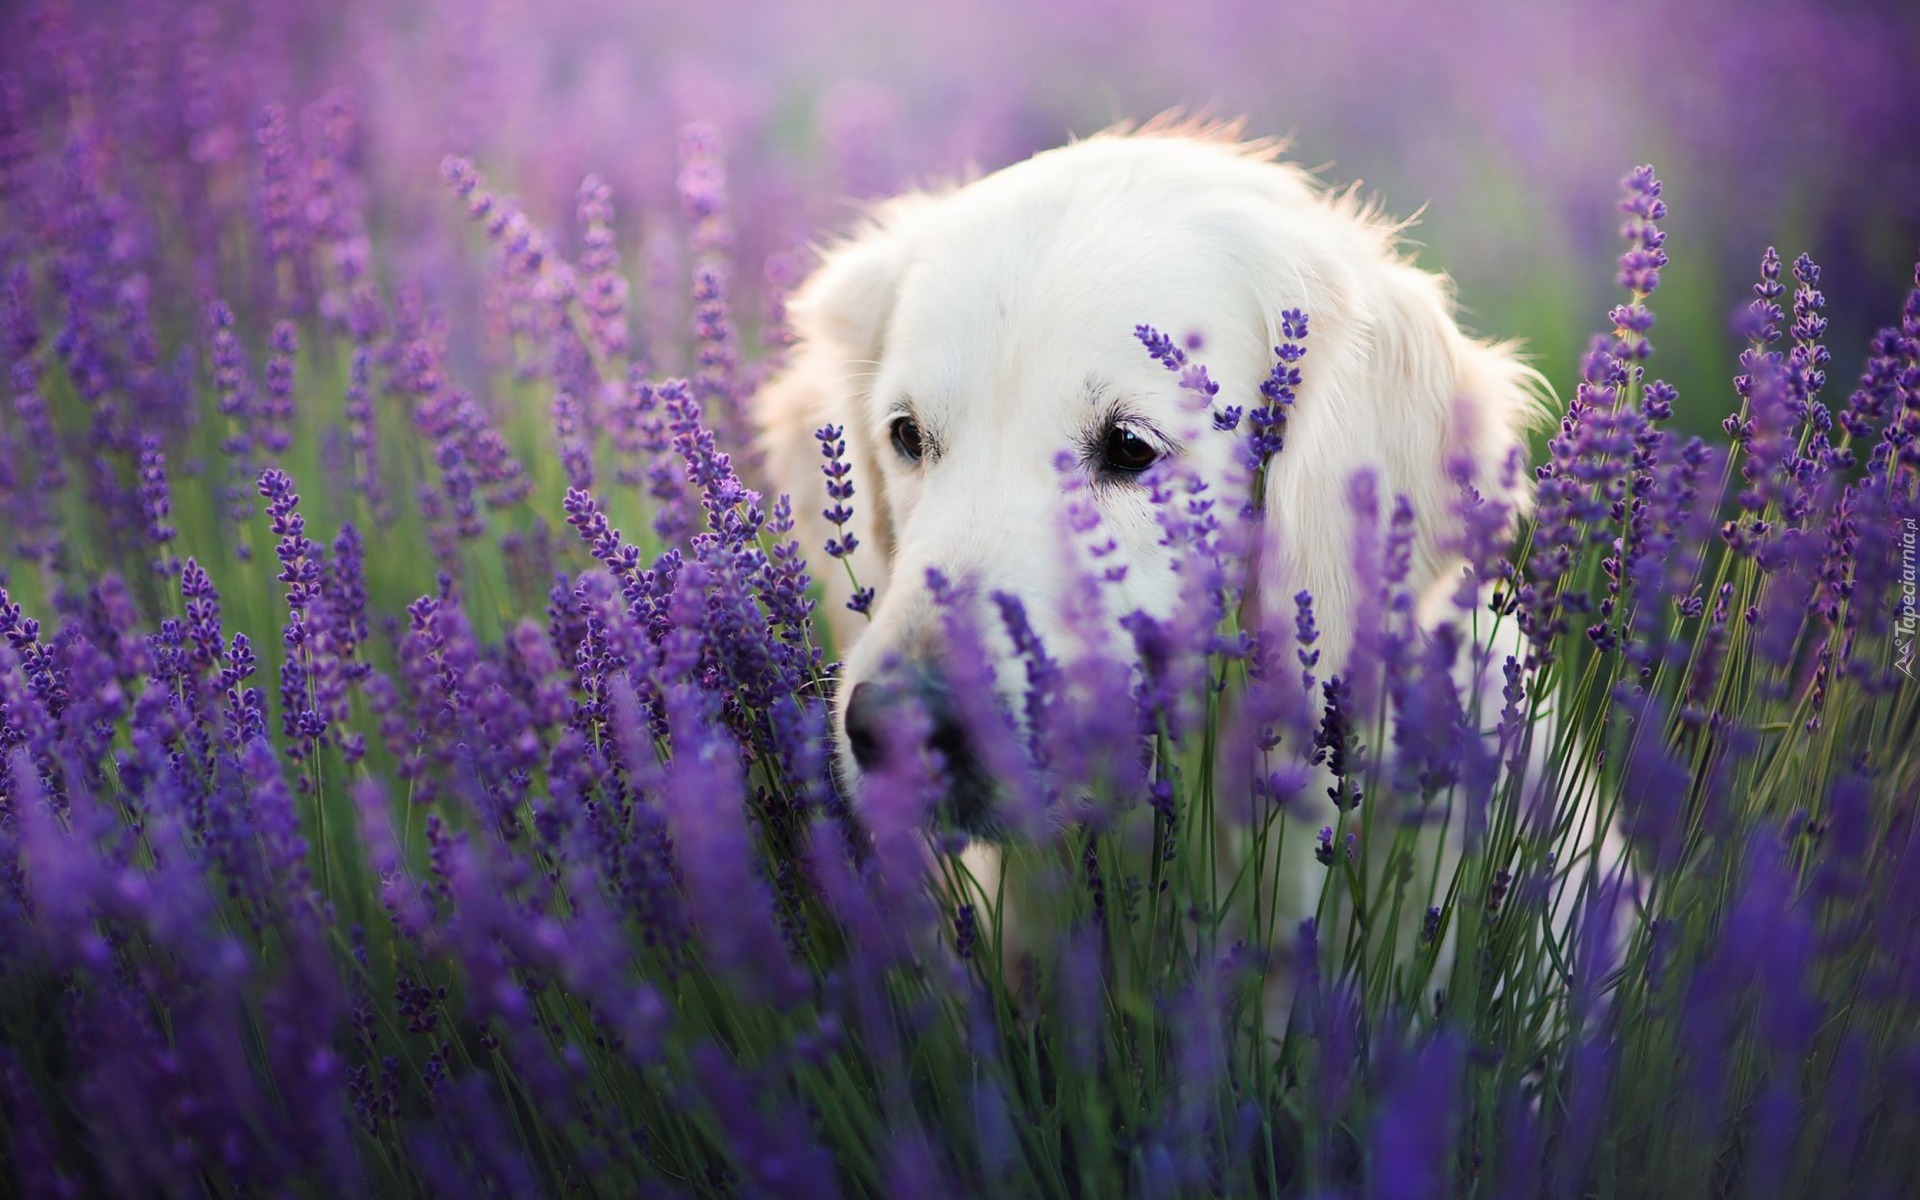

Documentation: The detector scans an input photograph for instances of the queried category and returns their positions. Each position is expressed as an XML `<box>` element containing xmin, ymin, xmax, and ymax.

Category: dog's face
<box><xmin>759</xmin><ymin>127</ymin><xmax>1544</xmax><ymax>834</ymax></box>
<box><xmin>838</xmin><ymin>205</ymin><xmax>1256</xmax><ymax>829</ymax></box>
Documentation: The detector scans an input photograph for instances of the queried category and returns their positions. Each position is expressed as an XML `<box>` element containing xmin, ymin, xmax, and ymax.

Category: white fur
<box><xmin>755</xmin><ymin>121</ymin><xmax>1621</xmax><ymax>999</ymax></box>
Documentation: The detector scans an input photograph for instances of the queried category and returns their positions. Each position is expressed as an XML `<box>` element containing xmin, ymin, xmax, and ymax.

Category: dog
<box><xmin>755</xmin><ymin>118</ymin><xmax>1616</xmax><ymax>1003</ymax></box>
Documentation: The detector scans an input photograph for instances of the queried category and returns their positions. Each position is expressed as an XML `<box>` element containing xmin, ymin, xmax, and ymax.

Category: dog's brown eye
<box><xmin>1102</xmin><ymin>425</ymin><xmax>1159</xmax><ymax>474</ymax></box>
<box><xmin>890</xmin><ymin>415</ymin><xmax>925</xmax><ymax>462</ymax></box>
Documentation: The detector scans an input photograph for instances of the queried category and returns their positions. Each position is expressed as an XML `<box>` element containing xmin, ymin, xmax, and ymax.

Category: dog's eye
<box><xmin>1101</xmin><ymin>425</ymin><xmax>1159</xmax><ymax>474</ymax></box>
<box><xmin>890</xmin><ymin>415</ymin><xmax>925</xmax><ymax>463</ymax></box>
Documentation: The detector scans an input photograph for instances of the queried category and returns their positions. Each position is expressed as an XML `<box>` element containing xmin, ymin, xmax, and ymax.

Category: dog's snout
<box><xmin>841</xmin><ymin>666</ymin><xmax>993</xmax><ymax>831</ymax></box>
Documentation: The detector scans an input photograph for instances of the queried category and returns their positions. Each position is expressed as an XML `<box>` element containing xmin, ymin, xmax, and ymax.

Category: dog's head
<box><xmin>765</xmin><ymin>123</ymin><xmax>1546</xmax><ymax>834</ymax></box>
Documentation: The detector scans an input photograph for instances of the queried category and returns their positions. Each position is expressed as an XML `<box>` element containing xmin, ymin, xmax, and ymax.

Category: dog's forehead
<box><xmin>913</xmin><ymin>195</ymin><xmax>1238</xmax><ymax>316</ymax></box>
<box><xmin>881</xmin><ymin>207</ymin><xmax>1265</xmax><ymax>420</ymax></box>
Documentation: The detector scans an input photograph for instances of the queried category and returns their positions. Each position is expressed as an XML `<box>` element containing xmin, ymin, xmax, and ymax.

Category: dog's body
<box><xmin>756</xmin><ymin>122</ymin><xmax>1620</xmax><ymax>999</ymax></box>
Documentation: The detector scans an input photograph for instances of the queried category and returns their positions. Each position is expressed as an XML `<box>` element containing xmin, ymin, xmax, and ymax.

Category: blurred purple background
<box><xmin>6</xmin><ymin>0</ymin><xmax>1918</xmax><ymax>425</ymax></box>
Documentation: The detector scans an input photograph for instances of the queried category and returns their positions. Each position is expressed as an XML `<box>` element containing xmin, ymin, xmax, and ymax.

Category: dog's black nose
<box><xmin>842</xmin><ymin>668</ymin><xmax>993</xmax><ymax>831</ymax></box>
<box><xmin>843</xmin><ymin>681</ymin><xmax>887</xmax><ymax>773</ymax></box>
<box><xmin>843</xmin><ymin>672</ymin><xmax>966</xmax><ymax>772</ymax></box>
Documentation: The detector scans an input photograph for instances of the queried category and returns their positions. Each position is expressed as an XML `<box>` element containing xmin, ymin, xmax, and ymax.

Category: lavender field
<box><xmin>2</xmin><ymin>1</ymin><xmax>1918</xmax><ymax>1196</ymax></box>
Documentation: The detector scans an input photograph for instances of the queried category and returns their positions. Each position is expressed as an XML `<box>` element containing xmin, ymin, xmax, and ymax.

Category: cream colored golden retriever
<box><xmin>756</xmin><ymin>120</ymin><xmax>1615</xmax><ymax>990</ymax></box>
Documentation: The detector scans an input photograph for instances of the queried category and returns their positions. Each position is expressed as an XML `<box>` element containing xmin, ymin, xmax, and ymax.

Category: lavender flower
<box><xmin>256</xmin><ymin>104</ymin><xmax>302</xmax><ymax>304</ymax></box>
<box><xmin>953</xmin><ymin>902</ymin><xmax>977</xmax><ymax>961</ymax></box>
<box><xmin>207</xmin><ymin>299</ymin><xmax>257</xmax><ymax>553</ymax></box>
<box><xmin>553</xmin><ymin>388</ymin><xmax>594</xmax><ymax>490</ymax></box>
<box><xmin>1248</xmin><ymin>308</ymin><xmax>1308</xmax><ymax>476</ymax></box>
<box><xmin>816</xmin><ymin>424</ymin><xmax>858</xmax><ymax>558</ymax></box>
<box><xmin>342</xmin><ymin>343</ymin><xmax>386</xmax><ymax>518</ymax></box>
<box><xmin>7</xmin><ymin>355</ymin><xmax>66</xmax><ymax>568</ymax></box>
<box><xmin>261</xmin><ymin>318</ymin><xmax>297</xmax><ymax>456</ymax></box>
<box><xmin>136</xmin><ymin>435</ymin><xmax>179</xmax><ymax>578</ymax></box>
<box><xmin>576</xmin><ymin>173</ymin><xmax>630</xmax><ymax>362</ymax></box>
<box><xmin>1315</xmin><ymin>824</ymin><xmax>1336</xmax><ymax>866</ymax></box>
<box><xmin>676</xmin><ymin>125</ymin><xmax>759</xmax><ymax>463</ymax></box>
<box><xmin>258</xmin><ymin>468</ymin><xmax>331</xmax><ymax>757</ymax></box>
<box><xmin>1367</xmin><ymin>1032</ymin><xmax>1465</xmax><ymax>1200</ymax></box>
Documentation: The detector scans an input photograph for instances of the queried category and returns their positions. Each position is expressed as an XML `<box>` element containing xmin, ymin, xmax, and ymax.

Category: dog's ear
<box><xmin>1250</xmin><ymin>209</ymin><xmax>1549</xmax><ymax>672</ymax></box>
<box><xmin>755</xmin><ymin>194</ymin><xmax>930</xmax><ymax>655</ymax></box>
<box><xmin>787</xmin><ymin>194</ymin><xmax>929</xmax><ymax>365</ymax></box>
